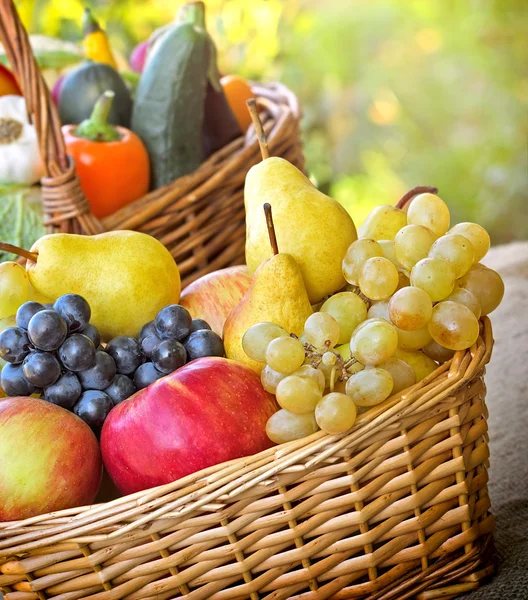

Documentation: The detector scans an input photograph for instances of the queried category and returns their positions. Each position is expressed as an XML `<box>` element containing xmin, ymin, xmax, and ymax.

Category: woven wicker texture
<box><xmin>0</xmin><ymin>319</ymin><xmax>494</xmax><ymax>599</ymax></box>
<box><xmin>0</xmin><ymin>0</ymin><xmax>304</xmax><ymax>288</ymax></box>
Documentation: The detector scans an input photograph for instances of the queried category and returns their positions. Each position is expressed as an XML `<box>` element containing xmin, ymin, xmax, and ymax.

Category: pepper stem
<box><xmin>177</xmin><ymin>1</ymin><xmax>206</xmax><ymax>29</ymax></box>
<box><xmin>73</xmin><ymin>91</ymin><xmax>121</xmax><ymax>143</ymax></box>
<box><xmin>82</xmin><ymin>8</ymin><xmax>102</xmax><ymax>36</ymax></box>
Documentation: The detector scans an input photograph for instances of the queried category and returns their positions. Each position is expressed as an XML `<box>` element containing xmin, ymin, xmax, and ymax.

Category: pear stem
<box><xmin>396</xmin><ymin>186</ymin><xmax>438</xmax><ymax>209</ymax></box>
<box><xmin>0</xmin><ymin>242</ymin><xmax>38</xmax><ymax>262</ymax></box>
<box><xmin>263</xmin><ymin>203</ymin><xmax>279</xmax><ymax>255</ymax></box>
<box><xmin>247</xmin><ymin>98</ymin><xmax>269</xmax><ymax>160</ymax></box>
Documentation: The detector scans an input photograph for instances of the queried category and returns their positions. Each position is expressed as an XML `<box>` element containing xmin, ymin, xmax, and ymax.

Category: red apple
<box><xmin>101</xmin><ymin>357</ymin><xmax>277</xmax><ymax>495</ymax></box>
<box><xmin>130</xmin><ymin>40</ymin><xmax>149</xmax><ymax>73</ymax></box>
<box><xmin>180</xmin><ymin>265</ymin><xmax>251</xmax><ymax>336</ymax></box>
<box><xmin>0</xmin><ymin>397</ymin><xmax>102</xmax><ymax>521</ymax></box>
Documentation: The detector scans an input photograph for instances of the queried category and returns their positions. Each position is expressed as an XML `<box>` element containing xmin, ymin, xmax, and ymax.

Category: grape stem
<box><xmin>263</xmin><ymin>203</ymin><xmax>279</xmax><ymax>255</ymax></box>
<box><xmin>246</xmin><ymin>98</ymin><xmax>270</xmax><ymax>160</ymax></box>
<box><xmin>0</xmin><ymin>242</ymin><xmax>38</xmax><ymax>263</ymax></box>
<box><xmin>396</xmin><ymin>186</ymin><xmax>438</xmax><ymax>209</ymax></box>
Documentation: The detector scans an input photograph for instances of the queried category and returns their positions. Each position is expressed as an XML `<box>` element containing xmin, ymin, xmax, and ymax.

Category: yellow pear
<box><xmin>358</xmin><ymin>205</ymin><xmax>407</xmax><ymax>240</ymax></box>
<box><xmin>224</xmin><ymin>203</ymin><xmax>313</xmax><ymax>374</ymax></box>
<box><xmin>24</xmin><ymin>231</ymin><xmax>180</xmax><ymax>340</ymax></box>
<box><xmin>245</xmin><ymin>157</ymin><xmax>357</xmax><ymax>303</ymax></box>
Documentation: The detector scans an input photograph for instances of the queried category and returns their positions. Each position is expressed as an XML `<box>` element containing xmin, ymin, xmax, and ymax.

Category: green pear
<box><xmin>223</xmin><ymin>252</ymin><xmax>313</xmax><ymax>374</ymax></box>
<box><xmin>245</xmin><ymin>157</ymin><xmax>357</xmax><ymax>303</ymax></box>
<box><xmin>26</xmin><ymin>231</ymin><xmax>181</xmax><ymax>340</ymax></box>
<box><xmin>358</xmin><ymin>204</ymin><xmax>407</xmax><ymax>240</ymax></box>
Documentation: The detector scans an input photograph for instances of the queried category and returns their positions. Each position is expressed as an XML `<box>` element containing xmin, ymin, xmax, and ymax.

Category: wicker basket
<box><xmin>0</xmin><ymin>320</ymin><xmax>494</xmax><ymax>599</ymax></box>
<box><xmin>0</xmin><ymin>0</ymin><xmax>304</xmax><ymax>289</ymax></box>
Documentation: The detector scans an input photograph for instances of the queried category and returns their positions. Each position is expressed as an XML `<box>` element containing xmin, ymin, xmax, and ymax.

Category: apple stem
<box><xmin>0</xmin><ymin>242</ymin><xmax>38</xmax><ymax>262</ymax></box>
<box><xmin>263</xmin><ymin>203</ymin><xmax>279</xmax><ymax>255</ymax></box>
<box><xmin>396</xmin><ymin>186</ymin><xmax>438</xmax><ymax>209</ymax></box>
<box><xmin>247</xmin><ymin>98</ymin><xmax>269</xmax><ymax>160</ymax></box>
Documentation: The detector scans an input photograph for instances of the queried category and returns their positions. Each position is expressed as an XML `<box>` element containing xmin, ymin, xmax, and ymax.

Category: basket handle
<box><xmin>0</xmin><ymin>0</ymin><xmax>104</xmax><ymax>234</ymax></box>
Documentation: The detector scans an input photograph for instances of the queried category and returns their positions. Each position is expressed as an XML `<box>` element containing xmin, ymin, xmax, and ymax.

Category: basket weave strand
<box><xmin>0</xmin><ymin>320</ymin><xmax>495</xmax><ymax>599</ymax></box>
<box><xmin>0</xmin><ymin>0</ymin><xmax>304</xmax><ymax>287</ymax></box>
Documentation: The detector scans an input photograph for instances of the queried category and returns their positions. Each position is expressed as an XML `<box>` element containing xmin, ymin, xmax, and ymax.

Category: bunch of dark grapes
<box><xmin>136</xmin><ymin>304</ymin><xmax>225</xmax><ymax>387</ymax></box>
<box><xmin>0</xmin><ymin>297</ymin><xmax>224</xmax><ymax>436</ymax></box>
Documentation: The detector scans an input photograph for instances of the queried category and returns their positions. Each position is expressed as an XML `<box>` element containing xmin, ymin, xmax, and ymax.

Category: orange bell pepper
<box><xmin>0</xmin><ymin>64</ymin><xmax>21</xmax><ymax>97</ymax></box>
<box><xmin>62</xmin><ymin>91</ymin><xmax>150</xmax><ymax>220</ymax></box>
<box><xmin>220</xmin><ymin>75</ymin><xmax>254</xmax><ymax>132</ymax></box>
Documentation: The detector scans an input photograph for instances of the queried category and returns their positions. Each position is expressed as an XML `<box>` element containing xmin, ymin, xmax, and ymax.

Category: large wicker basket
<box><xmin>0</xmin><ymin>320</ymin><xmax>494</xmax><ymax>599</ymax></box>
<box><xmin>0</xmin><ymin>0</ymin><xmax>304</xmax><ymax>289</ymax></box>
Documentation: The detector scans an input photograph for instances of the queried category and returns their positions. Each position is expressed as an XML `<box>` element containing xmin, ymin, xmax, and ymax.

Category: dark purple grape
<box><xmin>81</xmin><ymin>323</ymin><xmax>101</xmax><ymax>348</ymax></box>
<box><xmin>106</xmin><ymin>336</ymin><xmax>143</xmax><ymax>375</ymax></box>
<box><xmin>105</xmin><ymin>374</ymin><xmax>136</xmax><ymax>405</ymax></box>
<box><xmin>53</xmin><ymin>294</ymin><xmax>91</xmax><ymax>332</ymax></box>
<box><xmin>138</xmin><ymin>321</ymin><xmax>157</xmax><ymax>344</ymax></box>
<box><xmin>16</xmin><ymin>301</ymin><xmax>45</xmax><ymax>330</ymax></box>
<box><xmin>58</xmin><ymin>334</ymin><xmax>96</xmax><ymax>372</ymax></box>
<box><xmin>190</xmin><ymin>318</ymin><xmax>211</xmax><ymax>333</ymax></box>
<box><xmin>133</xmin><ymin>362</ymin><xmax>163</xmax><ymax>389</ymax></box>
<box><xmin>0</xmin><ymin>327</ymin><xmax>32</xmax><ymax>364</ymax></box>
<box><xmin>23</xmin><ymin>352</ymin><xmax>61</xmax><ymax>388</ymax></box>
<box><xmin>140</xmin><ymin>333</ymin><xmax>161</xmax><ymax>358</ymax></box>
<box><xmin>73</xmin><ymin>390</ymin><xmax>113</xmax><ymax>435</ymax></box>
<box><xmin>155</xmin><ymin>305</ymin><xmax>192</xmax><ymax>341</ymax></box>
<box><xmin>27</xmin><ymin>310</ymin><xmax>68</xmax><ymax>351</ymax></box>
<box><xmin>78</xmin><ymin>351</ymin><xmax>116</xmax><ymax>391</ymax></box>
<box><xmin>151</xmin><ymin>339</ymin><xmax>187</xmax><ymax>374</ymax></box>
<box><xmin>184</xmin><ymin>330</ymin><xmax>225</xmax><ymax>362</ymax></box>
<box><xmin>1</xmin><ymin>363</ymin><xmax>36</xmax><ymax>396</ymax></box>
<box><xmin>43</xmin><ymin>371</ymin><xmax>82</xmax><ymax>409</ymax></box>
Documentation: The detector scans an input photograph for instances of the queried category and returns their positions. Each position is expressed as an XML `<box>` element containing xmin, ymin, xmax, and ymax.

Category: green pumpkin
<box><xmin>58</xmin><ymin>62</ymin><xmax>133</xmax><ymax>127</ymax></box>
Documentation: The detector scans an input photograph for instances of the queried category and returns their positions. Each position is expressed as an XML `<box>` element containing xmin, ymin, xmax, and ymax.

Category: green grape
<box><xmin>303</xmin><ymin>312</ymin><xmax>340</xmax><ymax>349</ymax></box>
<box><xmin>342</xmin><ymin>239</ymin><xmax>383</xmax><ymax>286</ymax></box>
<box><xmin>448</xmin><ymin>222</ymin><xmax>490</xmax><ymax>263</ymax></box>
<box><xmin>358</xmin><ymin>257</ymin><xmax>399</xmax><ymax>301</ymax></box>
<box><xmin>266</xmin><ymin>409</ymin><xmax>319</xmax><ymax>444</ymax></box>
<box><xmin>458</xmin><ymin>264</ymin><xmax>504</xmax><ymax>315</ymax></box>
<box><xmin>293</xmin><ymin>364</ymin><xmax>325</xmax><ymax>393</ymax></box>
<box><xmin>350</xmin><ymin>318</ymin><xmax>398</xmax><ymax>365</ymax></box>
<box><xmin>261</xmin><ymin>365</ymin><xmax>288</xmax><ymax>394</ymax></box>
<box><xmin>428</xmin><ymin>301</ymin><xmax>480</xmax><ymax>351</ymax></box>
<box><xmin>378</xmin><ymin>240</ymin><xmax>400</xmax><ymax>268</ymax></box>
<box><xmin>242</xmin><ymin>322</ymin><xmax>288</xmax><ymax>362</ymax></box>
<box><xmin>445</xmin><ymin>287</ymin><xmax>481</xmax><ymax>319</ymax></box>
<box><xmin>422</xmin><ymin>339</ymin><xmax>455</xmax><ymax>363</ymax></box>
<box><xmin>378</xmin><ymin>357</ymin><xmax>416</xmax><ymax>394</ymax></box>
<box><xmin>394</xmin><ymin>225</ymin><xmax>437</xmax><ymax>271</ymax></box>
<box><xmin>396</xmin><ymin>324</ymin><xmax>432</xmax><ymax>351</ymax></box>
<box><xmin>388</xmin><ymin>286</ymin><xmax>432</xmax><ymax>331</ymax></box>
<box><xmin>0</xmin><ymin>262</ymin><xmax>29</xmax><ymax>320</ymax></box>
<box><xmin>345</xmin><ymin>368</ymin><xmax>394</xmax><ymax>407</ymax></box>
<box><xmin>393</xmin><ymin>348</ymin><xmax>438</xmax><ymax>382</ymax></box>
<box><xmin>428</xmin><ymin>234</ymin><xmax>474</xmax><ymax>278</ymax></box>
<box><xmin>368</xmin><ymin>297</ymin><xmax>430</xmax><ymax>350</ymax></box>
<box><xmin>321</xmin><ymin>292</ymin><xmax>367</xmax><ymax>344</ymax></box>
<box><xmin>265</xmin><ymin>336</ymin><xmax>305</xmax><ymax>374</ymax></box>
<box><xmin>407</xmin><ymin>193</ymin><xmax>450</xmax><ymax>237</ymax></box>
<box><xmin>276</xmin><ymin>375</ymin><xmax>323</xmax><ymax>414</ymax></box>
<box><xmin>410</xmin><ymin>257</ymin><xmax>456</xmax><ymax>301</ymax></box>
<box><xmin>367</xmin><ymin>299</ymin><xmax>390</xmax><ymax>321</ymax></box>
<box><xmin>315</xmin><ymin>392</ymin><xmax>357</xmax><ymax>434</ymax></box>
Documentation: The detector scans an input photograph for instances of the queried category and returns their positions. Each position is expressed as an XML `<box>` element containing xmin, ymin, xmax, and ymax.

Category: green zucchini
<box><xmin>131</xmin><ymin>3</ymin><xmax>211</xmax><ymax>189</ymax></box>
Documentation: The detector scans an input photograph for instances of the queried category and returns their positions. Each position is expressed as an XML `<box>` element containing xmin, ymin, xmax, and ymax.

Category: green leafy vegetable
<box><xmin>0</xmin><ymin>186</ymin><xmax>45</xmax><ymax>263</ymax></box>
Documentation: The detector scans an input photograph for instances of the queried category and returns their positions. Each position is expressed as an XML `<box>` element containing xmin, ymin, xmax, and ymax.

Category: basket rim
<box><xmin>0</xmin><ymin>318</ymin><xmax>493</xmax><ymax>555</ymax></box>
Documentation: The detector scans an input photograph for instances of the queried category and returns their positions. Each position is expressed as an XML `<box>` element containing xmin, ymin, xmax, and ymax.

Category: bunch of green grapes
<box><xmin>245</xmin><ymin>192</ymin><xmax>503</xmax><ymax>447</ymax></box>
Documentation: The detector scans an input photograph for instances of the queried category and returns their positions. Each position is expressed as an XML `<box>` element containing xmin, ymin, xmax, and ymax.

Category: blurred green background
<box><xmin>17</xmin><ymin>0</ymin><xmax>528</xmax><ymax>242</ymax></box>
